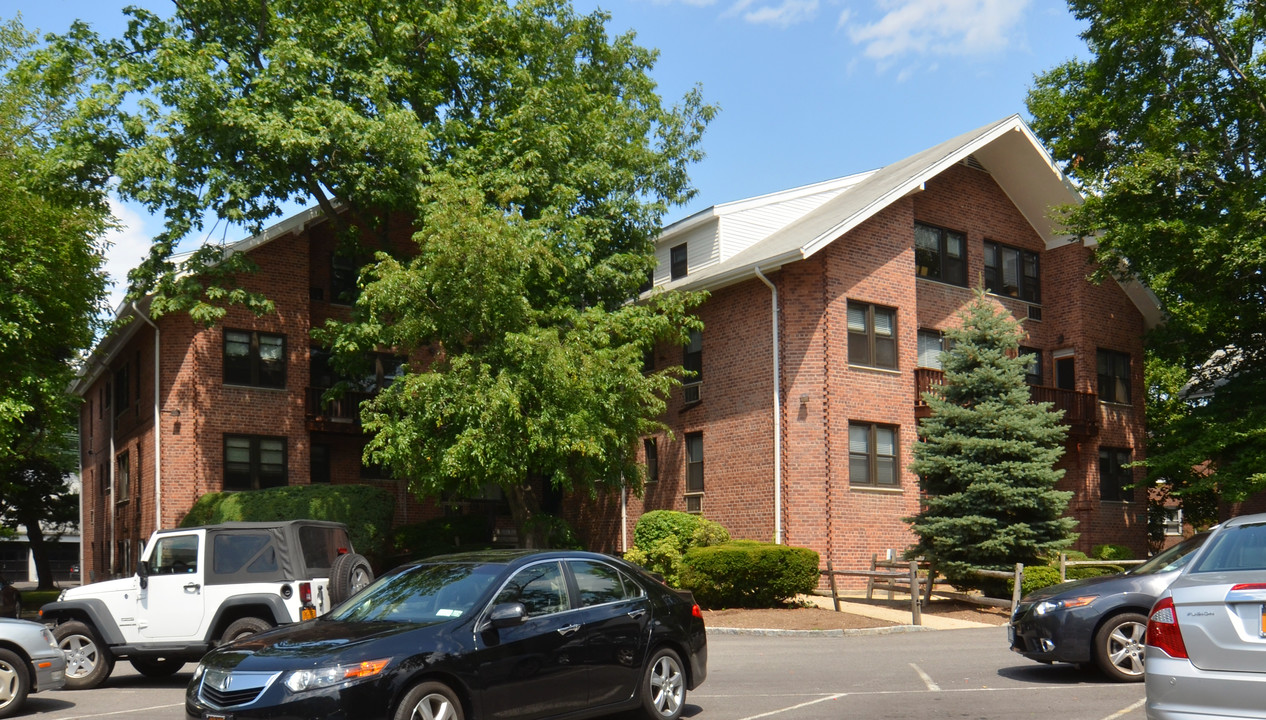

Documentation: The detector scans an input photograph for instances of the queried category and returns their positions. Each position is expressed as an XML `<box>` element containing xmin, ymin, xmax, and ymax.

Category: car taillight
<box><xmin>1231</xmin><ymin>583</ymin><xmax>1266</xmax><ymax>592</ymax></box>
<box><xmin>691</xmin><ymin>604</ymin><xmax>703</xmax><ymax>619</ymax></box>
<box><xmin>299</xmin><ymin>582</ymin><xmax>312</xmax><ymax>604</ymax></box>
<box><xmin>1147</xmin><ymin>596</ymin><xmax>1188</xmax><ymax>659</ymax></box>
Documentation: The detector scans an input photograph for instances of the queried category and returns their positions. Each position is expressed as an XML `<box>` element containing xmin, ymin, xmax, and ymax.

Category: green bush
<box><xmin>679</xmin><ymin>540</ymin><xmax>819</xmax><ymax>608</ymax></box>
<box><xmin>1021</xmin><ymin>563</ymin><xmax>1127</xmax><ymax>596</ymax></box>
<box><xmin>523</xmin><ymin>514</ymin><xmax>584</xmax><ymax>550</ymax></box>
<box><xmin>393</xmin><ymin>514</ymin><xmax>495</xmax><ymax>561</ymax></box>
<box><xmin>1091</xmin><ymin>544</ymin><xmax>1134</xmax><ymax>561</ymax></box>
<box><xmin>181</xmin><ymin>484</ymin><xmax>395</xmax><ymax>566</ymax></box>
<box><xmin>624</xmin><ymin>511</ymin><xmax>729</xmax><ymax>586</ymax></box>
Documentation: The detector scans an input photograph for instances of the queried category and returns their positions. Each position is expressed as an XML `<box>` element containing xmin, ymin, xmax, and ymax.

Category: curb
<box><xmin>707</xmin><ymin>624</ymin><xmax>938</xmax><ymax>637</ymax></box>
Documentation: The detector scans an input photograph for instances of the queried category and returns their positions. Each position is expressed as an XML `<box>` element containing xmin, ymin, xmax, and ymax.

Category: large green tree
<box><xmin>908</xmin><ymin>294</ymin><xmax>1075</xmax><ymax>588</ymax></box>
<box><xmin>1028</xmin><ymin>1</ymin><xmax>1266</xmax><ymax>504</ymax></box>
<box><xmin>57</xmin><ymin>0</ymin><xmax>714</xmax><ymax>544</ymax></box>
<box><xmin>0</xmin><ymin>18</ymin><xmax>111</xmax><ymax>588</ymax></box>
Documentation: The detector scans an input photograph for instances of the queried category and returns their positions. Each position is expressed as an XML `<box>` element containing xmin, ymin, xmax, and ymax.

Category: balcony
<box><xmin>305</xmin><ymin>387</ymin><xmax>373</xmax><ymax>434</ymax></box>
<box><xmin>914</xmin><ymin>368</ymin><xmax>1099</xmax><ymax>437</ymax></box>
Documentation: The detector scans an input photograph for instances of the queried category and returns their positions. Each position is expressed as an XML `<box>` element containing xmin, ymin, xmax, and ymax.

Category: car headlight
<box><xmin>1034</xmin><ymin>595</ymin><xmax>1098</xmax><ymax>615</ymax></box>
<box><xmin>283</xmin><ymin>658</ymin><xmax>390</xmax><ymax>693</ymax></box>
<box><xmin>191</xmin><ymin>663</ymin><xmax>206</xmax><ymax>684</ymax></box>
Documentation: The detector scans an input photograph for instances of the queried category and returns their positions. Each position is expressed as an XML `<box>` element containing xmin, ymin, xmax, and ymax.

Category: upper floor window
<box><xmin>644</xmin><ymin>438</ymin><xmax>658</xmax><ymax>483</ymax></box>
<box><xmin>914</xmin><ymin>223</ymin><xmax>966</xmax><ymax>286</ymax></box>
<box><xmin>682</xmin><ymin>330</ymin><xmax>702</xmax><ymax>404</ymax></box>
<box><xmin>224</xmin><ymin>435</ymin><xmax>287</xmax><ymax>491</ymax></box>
<box><xmin>1099</xmin><ymin>447</ymin><xmax>1133</xmax><ymax>502</ymax></box>
<box><xmin>225</xmin><ymin>330</ymin><xmax>286</xmax><ymax>389</ymax></box>
<box><xmin>1097</xmin><ymin>349</ymin><xmax>1131</xmax><ymax>404</ymax></box>
<box><xmin>113</xmin><ymin>365</ymin><xmax>130</xmax><ymax>416</ymax></box>
<box><xmin>849</xmin><ymin>422</ymin><xmax>898</xmax><ymax>487</ymax></box>
<box><xmin>685</xmin><ymin>432</ymin><xmax>703</xmax><ymax>512</ymax></box>
<box><xmin>984</xmin><ymin>241</ymin><xmax>1041</xmax><ymax>304</ymax></box>
<box><xmin>670</xmin><ymin>244</ymin><xmax>688</xmax><ymax>280</ymax></box>
<box><xmin>115</xmin><ymin>451</ymin><xmax>130</xmax><ymax>502</ymax></box>
<box><xmin>1020</xmin><ymin>346</ymin><xmax>1043</xmax><ymax>386</ymax></box>
<box><xmin>917</xmin><ymin>329</ymin><xmax>949</xmax><ymax>370</ymax></box>
<box><xmin>847</xmin><ymin>302</ymin><xmax>897</xmax><ymax>370</ymax></box>
<box><xmin>331</xmin><ymin>253</ymin><xmax>360</xmax><ymax>304</ymax></box>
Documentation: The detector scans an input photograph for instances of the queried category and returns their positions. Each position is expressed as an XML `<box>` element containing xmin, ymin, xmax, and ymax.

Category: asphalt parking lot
<box><xmin>19</xmin><ymin>627</ymin><xmax>1146</xmax><ymax>720</ymax></box>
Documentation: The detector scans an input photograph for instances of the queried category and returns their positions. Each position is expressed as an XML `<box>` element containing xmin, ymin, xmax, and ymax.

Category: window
<box><xmin>847</xmin><ymin>302</ymin><xmax>897</xmax><ymax>369</ymax></box>
<box><xmin>917</xmin><ymin>330</ymin><xmax>949</xmax><ymax>370</ymax></box>
<box><xmin>311</xmin><ymin>443</ymin><xmax>330</xmax><ymax>484</ymax></box>
<box><xmin>1020</xmin><ymin>346</ymin><xmax>1043</xmax><ymax>386</ymax></box>
<box><xmin>849</xmin><ymin>423</ymin><xmax>898</xmax><ymax>487</ymax></box>
<box><xmin>115</xmin><ymin>451</ymin><xmax>130</xmax><ymax>502</ymax></box>
<box><xmin>1097</xmin><ymin>349</ymin><xmax>1131</xmax><ymax>404</ymax></box>
<box><xmin>224</xmin><ymin>330</ymin><xmax>286</xmax><ymax>388</ymax></box>
<box><xmin>114</xmin><ymin>365</ymin><xmax>130</xmax><ymax>416</ymax></box>
<box><xmin>1163</xmin><ymin>508</ymin><xmax>1184</xmax><ymax>537</ymax></box>
<box><xmin>914</xmin><ymin>223</ymin><xmax>966</xmax><ymax>285</ymax></box>
<box><xmin>984</xmin><ymin>241</ymin><xmax>1041</xmax><ymax>303</ymax></box>
<box><xmin>685</xmin><ymin>432</ymin><xmax>703</xmax><ymax>512</ymax></box>
<box><xmin>331</xmin><ymin>253</ymin><xmax>360</xmax><ymax>304</ymax></box>
<box><xmin>224</xmin><ymin>435</ymin><xmax>287</xmax><ymax>491</ymax></box>
<box><xmin>150</xmin><ymin>534</ymin><xmax>198</xmax><ymax>574</ymax></box>
<box><xmin>212</xmin><ymin>533</ymin><xmax>278</xmax><ymax>575</ymax></box>
<box><xmin>568</xmin><ymin>560</ymin><xmax>640</xmax><ymax>607</ymax></box>
<box><xmin>670</xmin><ymin>244</ymin><xmax>688</xmax><ymax>280</ymax></box>
<box><xmin>682</xmin><ymin>330</ymin><xmax>702</xmax><ymax>403</ymax></box>
<box><xmin>495</xmin><ymin>561</ymin><xmax>569</xmax><ymax>618</ymax></box>
<box><xmin>1099</xmin><ymin>447</ymin><xmax>1133</xmax><ymax>502</ymax></box>
<box><xmin>644</xmin><ymin>438</ymin><xmax>658</xmax><ymax>483</ymax></box>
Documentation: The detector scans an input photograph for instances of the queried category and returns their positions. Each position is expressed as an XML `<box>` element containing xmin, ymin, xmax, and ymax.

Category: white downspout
<box><xmin>132</xmin><ymin>302</ymin><xmax>162</xmax><ymax>532</ymax></box>
<box><xmin>753</xmin><ymin>267</ymin><xmax>782</xmax><ymax>544</ymax></box>
<box><xmin>620</xmin><ymin>483</ymin><xmax>628</xmax><ymax>554</ymax></box>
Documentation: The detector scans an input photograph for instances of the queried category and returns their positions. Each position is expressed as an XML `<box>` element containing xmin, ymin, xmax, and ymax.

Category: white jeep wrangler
<box><xmin>39</xmin><ymin>520</ymin><xmax>374</xmax><ymax>689</ymax></box>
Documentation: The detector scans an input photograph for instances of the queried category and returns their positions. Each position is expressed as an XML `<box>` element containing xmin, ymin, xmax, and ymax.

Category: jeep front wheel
<box><xmin>220</xmin><ymin>617</ymin><xmax>272</xmax><ymax>645</ymax></box>
<box><xmin>55</xmin><ymin>620</ymin><xmax>114</xmax><ymax>690</ymax></box>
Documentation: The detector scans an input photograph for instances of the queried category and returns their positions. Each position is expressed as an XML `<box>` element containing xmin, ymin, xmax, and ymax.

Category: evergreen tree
<box><xmin>908</xmin><ymin>293</ymin><xmax>1075</xmax><ymax>589</ymax></box>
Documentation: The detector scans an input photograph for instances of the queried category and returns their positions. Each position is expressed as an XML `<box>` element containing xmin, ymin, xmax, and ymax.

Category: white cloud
<box><xmin>102</xmin><ymin>197</ymin><xmax>154</xmax><ymax>312</ymax></box>
<box><xmin>740</xmin><ymin>0</ymin><xmax>819</xmax><ymax>27</ymax></box>
<box><xmin>844</xmin><ymin>0</ymin><xmax>1030</xmax><ymax>60</ymax></box>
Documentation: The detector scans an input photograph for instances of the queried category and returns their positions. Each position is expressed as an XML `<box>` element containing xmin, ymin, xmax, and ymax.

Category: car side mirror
<box><xmin>137</xmin><ymin>561</ymin><xmax>149</xmax><ymax>589</ymax></box>
<box><xmin>488</xmin><ymin>602</ymin><xmax>527</xmax><ymax>629</ymax></box>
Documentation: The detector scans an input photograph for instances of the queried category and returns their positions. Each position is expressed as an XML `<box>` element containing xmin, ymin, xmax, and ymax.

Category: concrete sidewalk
<box><xmin>799</xmin><ymin>593</ymin><xmax>999</xmax><ymax>630</ymax></box>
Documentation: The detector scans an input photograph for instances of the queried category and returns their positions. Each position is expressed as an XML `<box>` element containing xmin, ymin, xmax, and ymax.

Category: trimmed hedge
<box><xmin>624</xmin><ymin>511</ymin><xmax>729</xmax><ymax>587</ymax></box>
<box><xmin>1021</xmin><ymin>564</ymin><xmax>1126</xmax><ymax>596</ymax></box>
<box><xmin>1090</xmin><ymin>544</ymin><xmax>1134</xmax><ymax>561</ymax></box>
<box><xmin>181</xmin><ymin>484</ymin><xmax>395</xmax><ymax>566</ymax></box>
<box><xmin>679</xmin><ymin>540</ymin><xmax>819</xmax><ymax>608</ymax></box>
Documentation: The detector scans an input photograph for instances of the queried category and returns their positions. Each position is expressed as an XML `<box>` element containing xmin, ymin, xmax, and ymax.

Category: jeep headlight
<box><xmin>283</xmin><ymin>658</ymin><xmax>390</xmax><ymax>693</ymax></box>
<box><xmin>1034</xmin><ymin>595</ymin><xmax>1098</xmax><ymax>615</ymax></box>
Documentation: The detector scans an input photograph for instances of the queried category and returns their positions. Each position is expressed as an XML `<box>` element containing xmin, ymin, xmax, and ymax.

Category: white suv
<box><xmin>39</xmin><ymin>520</ymin><xmax>373</xmax><ymax>689</ymax></box>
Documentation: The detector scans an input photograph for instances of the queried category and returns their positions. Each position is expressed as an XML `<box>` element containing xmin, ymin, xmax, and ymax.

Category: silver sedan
<box><xmin>1145</xmin><ymin>513</ymin><xmax>1266</xmax><ymax>719</ymax></box>
<box><xmin>0</xmin><ymin>617</ymin><xmax>66</xmax><ymax>718</ymax></box>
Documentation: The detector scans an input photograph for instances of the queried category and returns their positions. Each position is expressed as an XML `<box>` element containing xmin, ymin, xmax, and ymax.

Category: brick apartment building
<box><xmin>570</xmin><ymin>115</ymin><xmax>1161</xmax><ymax>569</ymax></box>
<box><xmin>73</xmin><ymin>114</ymin><xmax>1158</xmax><ymax>580</ymax></box>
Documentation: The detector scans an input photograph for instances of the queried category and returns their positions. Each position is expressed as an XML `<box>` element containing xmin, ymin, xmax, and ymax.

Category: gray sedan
<box><xmin>1146</xmin><ymin>513</ymin><xmax>1266</xmax><ymax>719</ymax></box>
<box><xmin>0</xmin><ymin>617</ymin><xmax>66</xmax><ymax>718</ymax></box>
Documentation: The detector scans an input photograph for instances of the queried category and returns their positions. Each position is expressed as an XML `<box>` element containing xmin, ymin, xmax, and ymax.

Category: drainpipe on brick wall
<box><xmin>132</xmin><ymin>302</ymin><xmax>162</xmax><ymax>533</ymax></box>
<box><xmin>753</xmin><ymin>266</ymin><xmax>782</xmax><ymax>545</ymax></box>
<box><xmin>620</xmin><ymin>482</ymin><xmax>628</xmax><ymax>554</ymax></box>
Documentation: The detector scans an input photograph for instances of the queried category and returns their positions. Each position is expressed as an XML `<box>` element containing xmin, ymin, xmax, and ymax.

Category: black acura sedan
<box><xmin>186</xmin><ymin>549</ymin><xmax>707</xmax><ymax>720</ymax></box>
<box><xmin>1009</xmin><ymin>532</ymin><xmax>1207</xmax><ymax>682</ymax></box>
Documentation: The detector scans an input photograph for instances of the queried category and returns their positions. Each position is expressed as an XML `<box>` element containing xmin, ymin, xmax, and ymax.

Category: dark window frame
<box><xmin>224</xmin><ymin>435</ymin><xmax>288</xmax><ymax>491</ymax></box>
<box><xmin>115</xmin><ymin>451</ymin><xmax>130</xmax><ymax>503</ymax></box>
<box><xmin>847</xmin><ymin>302</ymin><xmax>898</xmax><ymax>370</ymax></box>
<box><xmin>113</xmin><ymin>365</ymin><xmax>130</xmax><ymax>416</ymax></box>
<box><xmin>1097</xmin><ymin>349</ymin><xmax>1132</xmax><ymax>404</ymax></box>
<box><xmin>1019</xmin><ymin>346</ymin><xmax>1043</xmax><ymax>386</ymax></box>
<box><xmin>1099</xmin><ymin>447</ymin><xmax>1133</xmax><ymax>502</ymax></box>
<box><xmin>223</xmin><ymin>329</ymin><xmax>287</xmax><ymax>389</ymax></box>
<box><xmin>670</xmin><ymin>244</ymin><xmax>688</xmax><ymax>280</ymax></box>
<box><xmin>330</xmin><ymin>253</ymin><xmax>361</xmax><ymax>305</ymax></box>
<box><xmin>644</xmin><ymin>438</ymin><xmax>659</xmax><ymax>483</ymax></box>
<box><xmin>685</xmin><ymin>432</ymin><xmax>703</xmax><ymax>511</ymax></box>
<box><xmin>983</xmin><ymin>240</ymin><xmax>1041</xmax><ymax>304</ymax></box>
<box><xmin>914</xmin><ymin>222</ymin><xmax>967</xmax><ymax>286</ymax></box>
<box><xmin>849</xmin><ymin>422</ymin><xmax>899</xmax><ymax>487</ymax></box>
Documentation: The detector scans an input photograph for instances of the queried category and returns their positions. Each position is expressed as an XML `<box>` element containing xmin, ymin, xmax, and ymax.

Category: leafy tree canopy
<box><xmin>53</xmin><ymin>0</ymin><xmax>714</xmax><ymax>544</ymax></box>
<box><xmin>1028</xmin><ymin>0</ymin><xmax>1266</xmax><ymax>502</ymax></box>
<box><xmin>908</xmin><ymin>293</ymin><xmax>1074</xmax><ymax>587</ymax></box>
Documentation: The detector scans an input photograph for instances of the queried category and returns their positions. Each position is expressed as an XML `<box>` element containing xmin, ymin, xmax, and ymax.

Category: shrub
<box><xmin>1091</xmin><ymin>544</ymin><xmax>1134</xmax><ymax>561</ymax></box>
<box><xmin>679</xmin><ymin>540</ymin><xmax>819</xmax><ymax>608</ymax></box>
<box><xmin>1021</xmin><ymin>563</ymin><xmax>1127</xmax><ymax>596</ymax></box>
<box><xmin>392</xmin><ymin>514</ymin><xmax>495</xmax><ymax>561</ymax></box>
<box><xmin>181</xmin><ymin>484</ymin><xmax>395</xmax><ymax>566</ymax></box>
<box><xmin>625</xmin><ymin>511</ymin><xmax>729</xmax><ymax>586</ymax></box>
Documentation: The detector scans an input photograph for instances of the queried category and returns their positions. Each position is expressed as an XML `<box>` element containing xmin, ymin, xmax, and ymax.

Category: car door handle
<box><xmin>627</xmin><ymin>609</ymin><xmax>646</xmax><ymax>619</ymax></box>
<box><xmin>557</xmin><ymin>624</ymin><xmax>581</xmax><ymax>636</ymax></box>
<box><xmin>183</xmin><ymin>583</ymin><xmax>201</xmax><ymax>593</ymax></box>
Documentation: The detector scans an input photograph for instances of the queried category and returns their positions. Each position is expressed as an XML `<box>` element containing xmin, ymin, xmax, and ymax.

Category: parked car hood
<box><xmin>208</xmin><ymin>619</ymin><xmax>452</xmax><ymax>670</ymax></box>
<box><xmin>1021</xmin><ymin>572</ymin><xmax>1141</xmax><ymax>603</ymax></box>
<box><xmin>61</xmin><ymin>576</ymin><xmax>137</xmax><ymax>599</ymax></box>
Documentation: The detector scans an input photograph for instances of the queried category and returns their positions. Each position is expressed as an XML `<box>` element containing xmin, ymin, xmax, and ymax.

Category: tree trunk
<box><xmin>18</xmin><ymin>511</ymin><xmax>56</xmax><ymax>591</ymax></box>
<box><xmin>505</xmin><ymin>476</ymin><xmax>547</xmax><ymax>549</ymax></box>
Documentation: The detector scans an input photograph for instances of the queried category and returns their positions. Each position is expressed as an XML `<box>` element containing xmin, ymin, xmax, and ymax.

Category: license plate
<box><xmin>301</xmin><ymin>607</ymin><xmax>316</xmax><ymax>621</ymax></box>
<box><xmin>205</xmin><ymin>713</ymin><xmax>230</xmax><ymax>720</ymax></box>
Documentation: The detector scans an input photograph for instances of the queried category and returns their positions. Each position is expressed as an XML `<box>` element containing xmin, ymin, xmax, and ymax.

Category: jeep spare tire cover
<box><xmin>329</xmin><ymin>552</ymin><xmax>374</xmax><ymax>605</ymax></box>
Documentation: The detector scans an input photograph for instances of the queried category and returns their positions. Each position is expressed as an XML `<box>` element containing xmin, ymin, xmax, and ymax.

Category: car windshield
<box><xmin>328</xmin><ymin>562</ymin><xmax>502</xmax><ymax>623</ymax></box>
<box><xmin>1126</xmin><ymin>532</ymin><xmax>1208</xmax><ymax>575</ymax></box>
<box><xmin>1190</xmin><ymin>522</ymin><xmax>1266</xmax><ymax>573</ymax></box>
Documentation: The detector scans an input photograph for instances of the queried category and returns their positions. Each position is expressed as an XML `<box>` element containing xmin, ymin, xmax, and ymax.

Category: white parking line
<box><xmin>1099</xmin><ymin>698</ymin><xmax>1146</xmax><ymax>720</ymax></box>
<box><xmin>733</xmin><ymin>693</ymin><xmax>847</xmax><ymax>720</ymax></box>
<box><xmin>910</xmin><ymin>662</ymin><xmax>941</xmax><ymax>691</ymax></box>
<box><xmin>54</xmin><ymin>702</ymin><xmax>184</xmax><ymax>719</ymax></box>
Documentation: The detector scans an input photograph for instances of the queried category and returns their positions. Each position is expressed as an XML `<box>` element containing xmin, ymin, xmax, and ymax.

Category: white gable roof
<box><xmin>652</xmin><ymin>114</ymin><xmax>1162</xmax><ymax>328</ymax></box>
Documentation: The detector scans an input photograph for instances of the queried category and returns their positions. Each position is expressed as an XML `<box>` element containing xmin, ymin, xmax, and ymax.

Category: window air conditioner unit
<box><xmin>683</xmin><ymin>383</ymin><xmax>701</xmax><ymax>404</ymax></box>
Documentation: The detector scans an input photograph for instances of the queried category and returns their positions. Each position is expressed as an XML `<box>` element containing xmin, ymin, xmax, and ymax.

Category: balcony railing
<box><xmin>305</xmin><ymin>387</ymin><xmax>373</xmax><ymax>433</ymax></box>
<box><xmin>914</xmin><ymin>368</ymin><xmax>1099</xmax><ymax>437</ymax></box>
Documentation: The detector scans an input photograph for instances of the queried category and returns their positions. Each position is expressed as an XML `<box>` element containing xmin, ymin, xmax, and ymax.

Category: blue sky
<box><xmin>12</xmin><ymin>0</ymin><xmax>1088</xmax><ymax>307</ymax></box>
